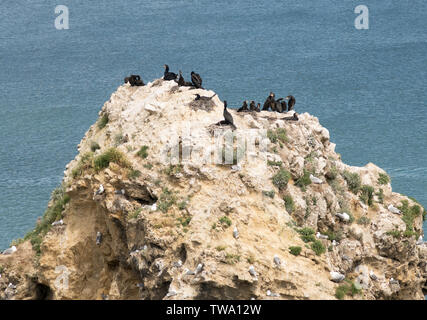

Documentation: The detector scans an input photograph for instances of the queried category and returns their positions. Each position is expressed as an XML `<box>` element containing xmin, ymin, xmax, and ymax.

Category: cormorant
<box><xmin>223</xmin><ymin>101</ymin><xmax>236</xmax><ymax>129</ymax></box>
<box><xmin>255</xmin><ymin>103</ymin><xmax>261</xmax><ymax>112</ymax></box>
<box><xmin>191</xmin><ymin>71</ymin><xmax>203</xmax><ymax>89</ymax></box>
<box><xmin>195</xmin><ymin>93</ymin><xmax>217</xmax><ymax>101</ymax></box>
<box><xmin>262</xmin><ymin>92</ymin><xmax>275</xmax><ymax>111</ymax></box>
<box><xmin>164</xmin><ymin>64</ymin><xmax>177</xmax><ymax>81</ymax></box>
<box><xmin>275</xmin><ymin>98</ymin><xmax>284</xmax><ymax>113</ymax></box>
<box><xmin>124</xmin><ymin>75</ymin><xmax>144</xmax><ymax>87</ymax></box>
<box><xmin>249</xmin><ymin>101</ymin><xmax>256</xmax><ymax>111</ymax></box>
<box><xmin>280</xmin><ymin>100</ymin><xmax>287</xmax><ymax>113</ymax></box>
<box><xmin>237</xmin><ymin>101</ymin><xmax>249</xmax><ymax>112</ymax></box>
<box><xmin>285</xmin><ymin>95</ymin><xmax>296</xmax><ymax>111</ymax></box>
<box><xmin>178</xmin><ymin>70</ymin><xmax>193</xmax><ymax>87</ymax></box>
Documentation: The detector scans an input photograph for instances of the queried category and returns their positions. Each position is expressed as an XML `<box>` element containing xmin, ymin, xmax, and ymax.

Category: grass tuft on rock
<box><xmin>136</xmin><ymin>146</ymin><xmax>149</xmax><ymax>159</ymax></box>
<box><xmin>342</xmin><ymin>170</ymin><xmax>361</xmax><ymax>194</ymax></box>
<box><xmin>93</xmin><ymin>148</ymin><xmax>131</xmax><ymax>172</ymax></box>
<box><xmin>272</xmin><ymin>169</ymin><xmax>291</xmax><ymax>190</ymax></box>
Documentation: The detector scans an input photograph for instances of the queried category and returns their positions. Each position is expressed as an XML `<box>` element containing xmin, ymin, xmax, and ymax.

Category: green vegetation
<box><xmin>128</xmin><ymin>208</ymin><xmax>142</xmax><ymax>220</ymax></box>
<box><xmin>284</xmin><ymin>195</ymin><xmax>295</xmax><ymax>213</ymax></box>
<box><xmin>136</xmin><ymin>146</ymin><xmax>149</xmax><ymax>159</ymax></box>
<box><xmin>219</xmin><ymin>216</ymin><xmax>232</xmax><ymax>228</ymax></box>
<box><xmin>311</xmin><ymin>240</ymin><xmax>326</xmax><ymax>256</ymax></box>
<box><xmin>98</xmin><ymin>114</ymin><xmax>109</xmax><ymax>129</ymax></box>
<box><xmin>262</xmin><ymin>190</ymin><xmax>275</xmax><ymax>198</ymax></box>
<box><xmin>326</xmin><ymin>164</ymin><xmax>339</xmax><ymax>181</ymax></box>
<box><xmin>267</xmin><ymin>128</ymin><xmax>288</xmax><ymax>144</ymax></box>
<box><xmin>128</xmin><ymin>169</ymin><xmax>141</xmax><ymax>180</ymax></box>
<box><xmin>24</xmin><ymin>184</ymin><xmax>70</xmax><ymax>255</ymax></box>
<box><xmin>90</xmin><ymin>141</ymin><xmax>101</xmax><ymax>152</ymax></box>
<box><xmin>359</xmin><ymin>185</ymin><xmax>374</xmax><ymax>206</ymax></box>
<box><xmin>267</xmin><ymin>160</ymin><xmax>282</xmax><ymax>167</ymax></box>
<box><xmin>297</xmin><ymin>227</ymin><xmax>316</xmax><ymax>243</ymax></box>
<box><xmin>177</xmin><ymin>216</ymin><xmax>192</xmax><ymax>227</ymax></box>
<box><xmin>0</xmin><ymin>265</ymin><xmax>4</xmax><ymax>273</ymax></box>
<box><xmin>378</xmin><ymin>173</ymin><xmax>390</xmax><ymax>185</ymax></box>
<box><xmin>398</xmin><ymin>200</ymin><xmax>423</xmax><ymax>237</ymax></box>
<box><xmin>178</xmin><ymin>201</ymin><xmax>188</xmax><ymax>210</ymax></box>
<box><xmin>289</xmin><ymin>246</ymin><xmax>302</xmax><ymax>256</ymax></box>
<box><xmin>386</xmin><ymin>229</ymin><xmax>402</xmax><ymax>239</ymax></box>
<box><xmin>295</xmin><ymin>169</ymin><xmax>312</xmax><ymax>191</ymax></box>
<box><xmin>71</xmin><ymin>152</ymin><xmax>94</xmax><ymax>178</ymax></box>
<box><xmin>225</xmin><ymin>253</ymin><xmax>241</xmax><ymax>265</ymax></box>
<box><xmin>376</xmin><ymin>188</ymin><xmax>384</xmax><ymax>204</ymax></box>
<box><xmin>165</xmin><ymin>164</ymin><xmax>183</xmax><ymax>176</ymax></box>
<box><xmin>324</xmin><ymin>230</ymin><xmax>343</xmax><ymax>242</ymax></box>
<box><xmin>342</xmin><ymin>170</ymin><xmax>361</xmax><ymax>194</ymax></box>
<box><xmin>216</xmin><ymin>245</ymin><xmax>227</xmax><ymax>251</ymax></box>
<box><xmin>158</xmin><ymin>187</ymin><xmax>177</xmax><ymax>213</ymax></box>
<box><xmin>357</xmin><ymin>216</ymin><xmax>371</xmax><ymax>226</ymax></box>
<box><xmin>93</xmin><ymin>148</ymin><xmax>131</xmax><ymax>172</ymax></box>
<box><xmin>335</xmin><ymin>280</ymin><xmax>362</xmax><ymax>300</ymax></box>
<box><xmin>272</xmin><ymin>169</ymin><xmax>291</xmax><ymax>190</ymax></box>
<box><xmin>143</xmin><ymin>163</ymin><xmax>153</xmax><ymax>170</ymax></box>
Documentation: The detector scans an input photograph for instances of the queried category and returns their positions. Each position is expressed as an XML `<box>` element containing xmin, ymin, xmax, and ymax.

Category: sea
<box><xmin>0</xmin><ymin>1</ymin><xmax>426</xmax><ymax>254</ymax></box>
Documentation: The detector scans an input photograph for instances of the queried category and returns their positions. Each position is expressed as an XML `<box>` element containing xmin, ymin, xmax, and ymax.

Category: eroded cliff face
<box><xmin>1</xmin><ymin>79</ymin><xmax>426</xmax><ymax>300</ymax></box>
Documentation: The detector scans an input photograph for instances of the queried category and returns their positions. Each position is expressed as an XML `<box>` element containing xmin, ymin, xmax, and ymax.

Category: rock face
<box><xmin>0</xmin><ymin>79</ymin><xmax>426</xmax><ymax>300</ymax></box>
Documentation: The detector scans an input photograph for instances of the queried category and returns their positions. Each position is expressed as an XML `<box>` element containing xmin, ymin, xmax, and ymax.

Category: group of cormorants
<box><xmin>124</xmin><ymin>64</ymin><xmax>298</xmax><ymax>128</ymax></box>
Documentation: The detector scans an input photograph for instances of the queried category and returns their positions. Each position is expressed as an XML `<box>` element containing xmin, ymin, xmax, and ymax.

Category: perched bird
<box><xmin>274</xmin><ymin>98</ymin><xmax>284</xmax><ymax>113</ymax></box>
<box><xmin>94</xmin><ymin>184</ymin><xmax>104</xmax><ymax>196</ymax></box>
<box><xmin>330</xmin><ymin>271</ymin><xmax>345</xmax><ymax>283</ymax></box>
<box><xmin>285</xmin><ymin>95</ymin><xmax>296</xmax><ymax>111</ymax></box>
<box><xmin>266</xmin><ymin>290</ymin><xmax>280</xmax><ymax>297</ymax></box>
<box><xmin>332</xmin><ymin>240</ymin><xmax>338</xmax><ymax>246</ymax></box>
<box><xmin>249</xmin><ymin>265</ymin><xmax>258</xmax><ymax>279</ymax></box>
<box><xmin>237</xmin><ymin>101</ymin><xmax>249</xmax><ymax>112</ymax></box>
<box><xmin>195</xmin><ymin>93</ymin><xmax>216</xmax><ymax>101</ymax></box>
<box><xmin>124</xmin><ymin>75</ymin><xmax>144</xmax><ymax>87</ymax></box>
<box><xmin>166</xmin><ymin>289</ymin><xmax>177</xmax><ymax>297</ymax></box>
<box><xmin>163</xmin><ymin>64</ymin><xmax>177</xmax><ymax>81</ymax></box>
<box><xmin>316</xmin><ymin>232</ymin><xmax>328</xmax><ymax>240</ymax></box>
<box><xmin>52</xmin><ymin>219</ymin><xmax>64</xmax><ymax>226</ymax></box>
<box><xmin>96</xmin><ymin>231</ymin><xmax>102</xmax><ymax>245</ymax></box>
<box><xmin>273</xmin><ymin>255</ymin><xmax>281</xmax><ymax>267</ymax></box>
<box><xmin>2</xmin><ymin>246</ymin><xmax>17</xmax><ymax>255</ymax></box>
<box><xmin>185</xmin><ymin>268</ymin><xmax>195</xmax><ymax>275</ymax></box>
<box><xmin>388</xmin><ymin>204</ymin><xmax>401</xmax><ymax>215</ymax></box>
<box><xmin>280</xmin><ymin>100</ymin><xmax>287</xmax><ymax>113</ymax></box>
<box><xmin>416</xmin><ymin>235</ymin><xmax>424</xmax><ymax>245</ymax></box>
<box><xmin>255</xmin><ymin>103</ymin><xmax>261</xmax><ymax>112</ymax></box>
<box><xmin>195</xmin><ymin>263</ymin><xmax>203</xmax><ymax>275</ymax></box>
<box><xmin>173</xmin><ymin>260</ymin><xmax>183</xmax><ymax>268</ymax></box>
<box><xmin>262</xmin><ymin>92</ymin><xmax>275</xmax><ymax>111</ymax></box>
<box><xmin>390</xmin><ymin>278</ymin><xmax>399</xmax><ymax>285</ymax></box>
<box><xmin>114</xmin><ymin>189</ymin><xmax>125</xmax><ymax>195</ymax></box>
<box><xmin>310</xmin><ymin>174</ymin><xmax>323</xmax><ymax>184</ymax></box>
<box><xmin>233</xmin><ymin>227</ymin><xmax>239</xmax><ymax>239</ymax></box>
<box><xmin>335</xmin><ymin>212</ymin><xmax>350</xmax><ymax>222</ymax></box>
<box><xmin>222</xmin><ymin>101</ymin><xmax>236</xmax><ymax>129</ymax></box>
<box><xmin>191</xmin><ymin>71</ymin><xmax>203</xmax><ymax>89</ymax></box>
<box><xmin>249</xmin><ymin>101</ymin><xmax>256</xmax><ymax>111</ymax></box>
<box><xmin>369</xmin><ymin>271</ymin><xmax>378</xmax><ymax>281</ymax></box>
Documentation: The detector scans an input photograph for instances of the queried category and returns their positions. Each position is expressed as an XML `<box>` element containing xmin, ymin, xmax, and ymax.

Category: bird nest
<box><xmin>189</xmin><ymin>100</ymin><xmax>216</xmax><ymax>112</ymax></box>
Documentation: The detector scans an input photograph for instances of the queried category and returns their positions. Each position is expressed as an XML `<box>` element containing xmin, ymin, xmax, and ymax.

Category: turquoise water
<box><xmin>0</xmin><ymin>0</ymin><xmax>426</xmax><ymax>249</ymax></box>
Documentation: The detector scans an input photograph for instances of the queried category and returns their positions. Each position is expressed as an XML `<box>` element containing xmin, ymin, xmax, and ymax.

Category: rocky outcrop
<box><xmin>0</xmin><ymin>79</ymin><xmax>425</xmax><ymax>300</ymax></box>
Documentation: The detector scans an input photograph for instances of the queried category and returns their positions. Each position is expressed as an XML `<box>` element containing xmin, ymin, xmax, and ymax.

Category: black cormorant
<box><xmin>285</xmin><ymin>95</ymin><xmax>296</xmax><ymax>111</ymax></box>
<box><xmin>237</xmin><ymin>101</ymin><xmax>249</xmax><ymax>112</ymax></box>
<box><xmin>195</xmin><ymin>93</ymin><xmax>217</xmax><ymax>101</ymax></box>
<box><xmin>262</xmin><ymin>92</ymin><xmax>275</xmax><ymax>111</ymax></box>
<box><xmin>249</xmin><ymin>101</ymin><xmax>256</xmax><ymax>111</ymax></box>
<box><xmin>164</xmin><ymin>64</ymin><xmax>177</xmax><ymax>81</ymax></box>
<box><xmin>223</xmin><ymin>101</ymin><xmax>236</xmax><ymax>129</ymax></box>
<box><xmin>255</xmin><ymin>103</ymin><xmax>261</xmax><ymax>112</ymax></box>
<box><xmin>275</xmin><ymin>98</ymin><xmax>284</xmax><ymax>113</ymax></box>
<box><xmin>191</xmin><ymin>71</ymin><xmax>203</xmax><ymax>89</ymax></box>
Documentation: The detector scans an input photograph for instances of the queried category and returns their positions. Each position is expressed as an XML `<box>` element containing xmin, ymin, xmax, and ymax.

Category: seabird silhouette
<box><xmin>316</xmin><ymin>232</ymin><xmax>328</xmax><ymax>240</ymax></box>
<box><xmin>94</xmin><ymin>184</ymin><xmax>104</xmax><ymax>196</ymax></box>
<box><xmin>96</xmin><ymin>231</ymin><xmax>102</xmax><ymax>245</ymax></box>
<box><xmin>330</xmin><ymin>271</ymin><xmax>345</xmax><ymax>282</ymax></box>
<box><xmin>310</xmin><ymin>174</ymin><xmax>323</xmax><ymax>184</ymax></box>
<box><xmin>335</xmin><ymin>212</ymin><xmax>350</xmax><ymax>222</ymax></box>
<box><xmin>2</xmin><ymin>246</ymin><xmax>17</xmax><ymax>255</ymax></box>
<box><xmin>388</xmin><ymin>204</ymin><xmax>401</xmax><ymax>215</ymax></box>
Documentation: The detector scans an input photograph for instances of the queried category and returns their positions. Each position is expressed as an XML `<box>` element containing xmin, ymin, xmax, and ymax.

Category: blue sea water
<box><xmin>0</xmin><ymin>0</ymin><xmax>426</xmax><ymax>250</ymax></box>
